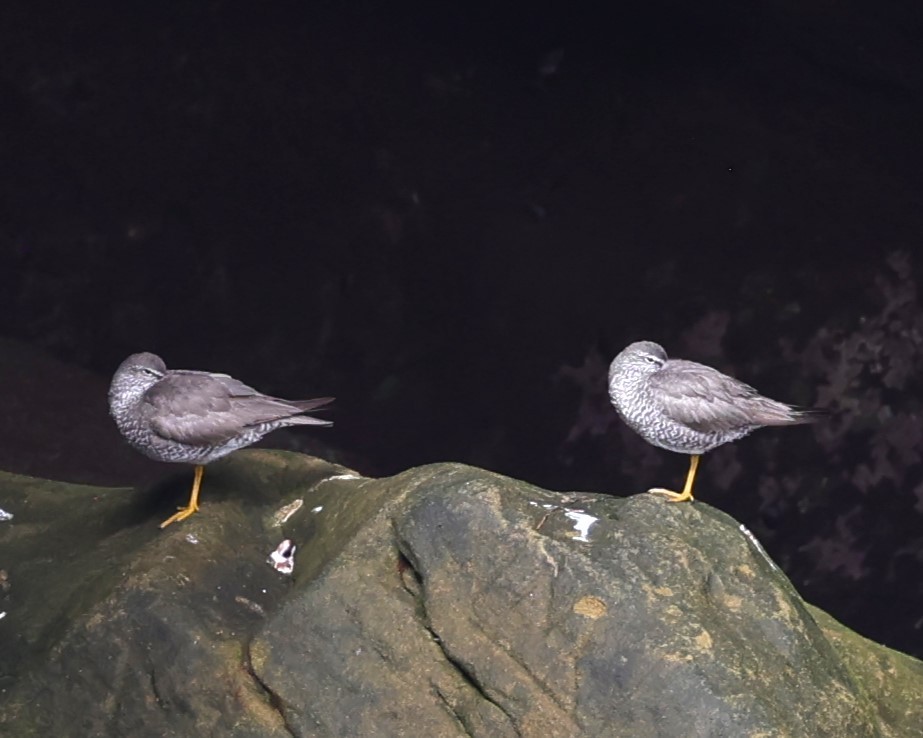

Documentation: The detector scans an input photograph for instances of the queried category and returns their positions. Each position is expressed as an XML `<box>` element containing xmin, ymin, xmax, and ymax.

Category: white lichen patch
<box><xmin>271</xmin><ymin>498</ymin><xmax>304</xmax><ymax>527</ymax></box>
<box><xmin>739</xmin><ymin>524</ymin><xmax>779</xmax><ymax>571</ymax></box>
<box><xmin>564</xmin><ymin>510</ymin><xmax>599</xmax><ymax>542</ymax></box>
<box><xmin>318</xmin><ymin>473</ymin><xmax>365</xmax><ymax>484</ymax></box>
<box><xmin>268</xmin><ymin>539</ymin><xmax>296</xmax><ymax>575</ymax></box>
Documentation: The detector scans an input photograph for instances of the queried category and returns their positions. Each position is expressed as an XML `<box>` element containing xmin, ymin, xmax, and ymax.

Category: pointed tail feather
<box><xmin>286</xmin><ymin>414</ymin><xmax>334</xmax><ymax>427</ymax></box>
<box><xmin>788</xmin><ymin>407</ymin><xmax>827</xmax><ymax>425</ymax></box>
<box><xmin>758</xmin><ymin>401</ymin><xmax>825</xmax><ymax>426</ymax></box>
<box><xmin>288</xmin><ymin>396</ymin><xmax>334</xmax><ymax>426</ymax></box>
<box><xmin>291</xmin><ymin>396</ymin><xmax>335</xmax><ymax>413</ymax></box>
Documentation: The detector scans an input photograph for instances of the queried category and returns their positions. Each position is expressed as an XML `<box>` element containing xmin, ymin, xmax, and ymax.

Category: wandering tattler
<box><xmin>109</xmin><ymin>352</ymin><xmax>333</xmax><ymax>528</ymax></box>
<box><xmin>608</xmin><ymin>341</ymin><xmax>814</xmax><ymax>502</ymax></box>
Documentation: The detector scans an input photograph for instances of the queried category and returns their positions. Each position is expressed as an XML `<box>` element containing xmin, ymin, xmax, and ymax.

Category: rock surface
<box><xmin>1</xmin><ymin>450</ymin><xmax>921</xmax><ymax>737</ymax></box>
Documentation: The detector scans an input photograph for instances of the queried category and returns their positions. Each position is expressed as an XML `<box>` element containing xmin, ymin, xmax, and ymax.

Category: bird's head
<box><xmin>108</xmin><ymin>352</ymin><xmax>167</xmax><ymax>409</ymax></box>
<box><xmin>608</xmin><ymin>341</ymin><xmax>667</xmax><ymax>384</ymax></box>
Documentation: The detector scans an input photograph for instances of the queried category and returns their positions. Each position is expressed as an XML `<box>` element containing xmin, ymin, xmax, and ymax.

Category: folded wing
<box><xmin>650</xmin><ymin>360</ymin><xmax>808</xmax><ymax>433</ymax></box>
<box><xmin>144</xmin><ymin>371</ymin><xmax>333</xmax><ymax>446</ymax></box>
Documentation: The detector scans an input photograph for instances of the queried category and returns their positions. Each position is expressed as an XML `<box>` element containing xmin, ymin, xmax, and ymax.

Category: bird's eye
<box><xmin>644</xmin><ymin>355</ymin><xmax>659</xmax><ymax>364</ymax></box>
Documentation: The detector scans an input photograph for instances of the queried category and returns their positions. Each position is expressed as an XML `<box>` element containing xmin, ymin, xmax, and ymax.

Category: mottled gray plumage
<box><xmin>109</xmin><ymin>352</ymin><xmax>333</xmax><ymax>526</ymax></box>
<box><xmin>608</xmin><ymin>341</ymin><xmax>814</xmax><ymax>502</ymax></box>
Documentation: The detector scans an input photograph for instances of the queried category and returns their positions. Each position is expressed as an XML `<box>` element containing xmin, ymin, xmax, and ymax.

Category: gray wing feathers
<box><xmin>145</xmin><ymin>372</ymin><xmax>333</xmax><ymax>445</ymax></box>
<box><xmin>651</xmin><ymin>360</ymin><xmax>808</xmax><ymax>433</ymax></box>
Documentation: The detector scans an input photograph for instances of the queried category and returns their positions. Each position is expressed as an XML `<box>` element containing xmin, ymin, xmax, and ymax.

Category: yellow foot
<box><xmin>160</xmin><ymin>503</ymin><xmax>200</xmax><ymax>529</ymax></box>
<box><xmin>648</xmin><ymin>487</ymin><xmax>694</xmax><ymax>503</ymax></box>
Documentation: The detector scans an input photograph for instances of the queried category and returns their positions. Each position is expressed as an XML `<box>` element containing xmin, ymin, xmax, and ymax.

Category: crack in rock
<box><xmin>424</xmin><ymin>623</ymin><xmax>521</xmax><ymax>737</ymax></box>
<box><xmin>243</xmin><ymin>645</ymin><xmax>298</xmax><ymax>738</ymax></box>
<box><xmin>397</xmin><ymin>535</ymin><xmax>520</xmax><ymax>735</ymax></box>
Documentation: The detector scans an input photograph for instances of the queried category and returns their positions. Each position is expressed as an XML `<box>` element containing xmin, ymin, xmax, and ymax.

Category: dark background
<box><xmin>2</xmin><ymin>1</ymin><xmax>923</xmax><ymax>659</ymax></box>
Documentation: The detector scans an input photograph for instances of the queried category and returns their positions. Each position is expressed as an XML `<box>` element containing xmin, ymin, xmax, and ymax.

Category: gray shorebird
<box><xmin>608</xmin><ymin>341</ymin><xmax>814</xmax><ymax>502</ymax></box>
<box><xmin>109</xmin><ymin>352</ymin><xmax>333</xmax><ymax>528</ymax></box>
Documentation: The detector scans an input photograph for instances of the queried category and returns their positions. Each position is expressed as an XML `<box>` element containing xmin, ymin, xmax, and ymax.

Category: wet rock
<box><xmin>1</xmin><ymin>450</ymin><xmax>921</xmax><ymax>737</ymax></box>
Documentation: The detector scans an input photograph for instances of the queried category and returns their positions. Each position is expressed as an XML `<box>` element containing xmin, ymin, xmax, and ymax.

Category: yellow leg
<box><xmin>648</xmin><ymin>455</ymin><xmax>699</xmax><ymax>503</ymax></box>
<box><xmin>160</xmin><ymin>464</ymin><xmax>205</xmax><ymax>528</ymax></box>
